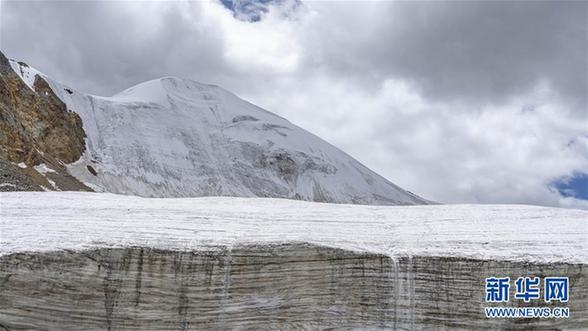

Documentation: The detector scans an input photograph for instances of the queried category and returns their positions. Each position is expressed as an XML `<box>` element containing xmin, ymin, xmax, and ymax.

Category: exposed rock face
<box><xmin>0</xmin><ymin>244</ymin><xmax>585</xmax><ymax>330</ymax></box>
<box><xmin>0</xmin><ymin>52</ymin><xmax>85</xmax><ymax>164</ymax></box>
<box><xmin>0</xmin><ymin>51</ymin><xmax>90</xmax><ymax>192</ymax></box>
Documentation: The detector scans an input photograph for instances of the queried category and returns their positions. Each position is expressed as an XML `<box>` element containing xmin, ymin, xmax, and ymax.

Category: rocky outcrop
<box><xmin>0</xmin><ymin>51</ymin><xmax>90</xmax><ymax>192</ymax></box>
<box><xmin>0</xmin><ymin>244</ymin><xmax>585</xmax><ymax>330</ymax></box>
<box><xmin>0</xmin><ymin>52</ymin><xmax>85</xmax><ymax>164</ymax></box>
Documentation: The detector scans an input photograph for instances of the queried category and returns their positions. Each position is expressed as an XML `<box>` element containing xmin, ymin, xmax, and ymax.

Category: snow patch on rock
<box><xmin>8</xmin><ymin>60</ymin><xmax>45</xmax><ymax>91</ymax></box>
<box><xmin>33</xmin><ymin>163</ymin><xmax>56</xmax><ymax>174</ymax></box>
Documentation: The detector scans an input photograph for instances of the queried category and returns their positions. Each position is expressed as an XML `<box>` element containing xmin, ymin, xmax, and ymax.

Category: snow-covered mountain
<box><xmin>6</xmin><ymin>57</ymin><xmax>428</xmax><ymax>205</ymax></box>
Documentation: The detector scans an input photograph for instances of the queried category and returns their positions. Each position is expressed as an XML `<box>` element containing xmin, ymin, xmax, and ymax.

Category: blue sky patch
<box><xmin>220</xmin><ymin>0</ymin><xmax>276</xmax><ymax>22</ymax></box>
<box><xmin>553</xmin><ymin>172</ymin><xmax>588</xmax><ymax>200</ymax></box>
<box><xmin>220</xmin><ymin>0</ymin><xmax>299</xmax><ymax>22</ymax></box>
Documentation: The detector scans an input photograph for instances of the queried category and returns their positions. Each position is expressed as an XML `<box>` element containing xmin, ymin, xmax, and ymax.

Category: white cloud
<box><xmin>242</xmin><ymin>74</ymin><xmax>587</xmax><ymax>208</ymax></box>
<box><xmin>201</xmin><ymin>1</ymin><xmax>301</xmax><ymax>74</ymax></box>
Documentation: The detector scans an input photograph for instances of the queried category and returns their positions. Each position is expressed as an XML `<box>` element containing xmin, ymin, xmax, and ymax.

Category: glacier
<box><xmin>0</xmin><ymin>192</ymin><xmax>586</xmax><ymax>329</ymax></box>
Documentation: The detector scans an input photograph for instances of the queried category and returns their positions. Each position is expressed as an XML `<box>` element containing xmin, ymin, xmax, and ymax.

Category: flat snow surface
<box><xmin>1</xmin><ymin>192</ymin><xmax>586</xmax><ymax>263</ymax></box>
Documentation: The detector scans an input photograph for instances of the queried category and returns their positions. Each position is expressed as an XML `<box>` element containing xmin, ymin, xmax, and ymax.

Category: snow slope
<box><xmin>8</xmin><ymin>60</ymin><xmax>427</xmax><ymax>205</ymax></box>
<box><xmin>1</xmin><ymin>192</ymin><xmax>586</xmax><ymax>263</ymax></box>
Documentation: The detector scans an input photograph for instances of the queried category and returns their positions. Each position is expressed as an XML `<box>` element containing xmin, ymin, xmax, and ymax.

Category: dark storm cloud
<box><xmin>1</xmin><ymin>0</ymin><xmax>227</xmax><ymax>95</ymax></box>
<box><xmin>306</xmin><ymin>1</ymin><xmax>587</xmax><ymax>111</ymax></box>
<box><xmin>2</xmin><ymin>0</ymin><xmax>585</xmax><ymax>107</ymax></box>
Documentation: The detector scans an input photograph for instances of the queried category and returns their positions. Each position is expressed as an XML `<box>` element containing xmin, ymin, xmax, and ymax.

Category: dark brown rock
<box><xmin>0</xmin><ymin>51</ymin><xmax>86</xmax><ymax>165</ymax></box>
<box><xmin>0</xmin><ymin>51</ymin><xmax>91</xmax><ymax>192</ymax></box>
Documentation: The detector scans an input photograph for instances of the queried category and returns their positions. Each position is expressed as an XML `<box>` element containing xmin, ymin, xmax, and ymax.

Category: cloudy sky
<box><xmin>1</xmin><ymin>0</ymin><xmax>586</xmax><ymax>208</ymax></box>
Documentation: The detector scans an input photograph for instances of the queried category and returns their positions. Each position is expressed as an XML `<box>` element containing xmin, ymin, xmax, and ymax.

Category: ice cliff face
<box><xmin>2</xmin><ymin>245</ymin><xmax>585</xmax><ymax>330</ymax></box>
<box><xmin>6</xmin><ymin>55</ymin><xmax>428</xmax><ymax>205</ymax></box>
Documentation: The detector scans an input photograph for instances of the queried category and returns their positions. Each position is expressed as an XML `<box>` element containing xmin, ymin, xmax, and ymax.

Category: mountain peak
<box><xmin>112</xmin><ymin>76</ymin><xmax>216</xmax><ymax>102</ymax></box>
